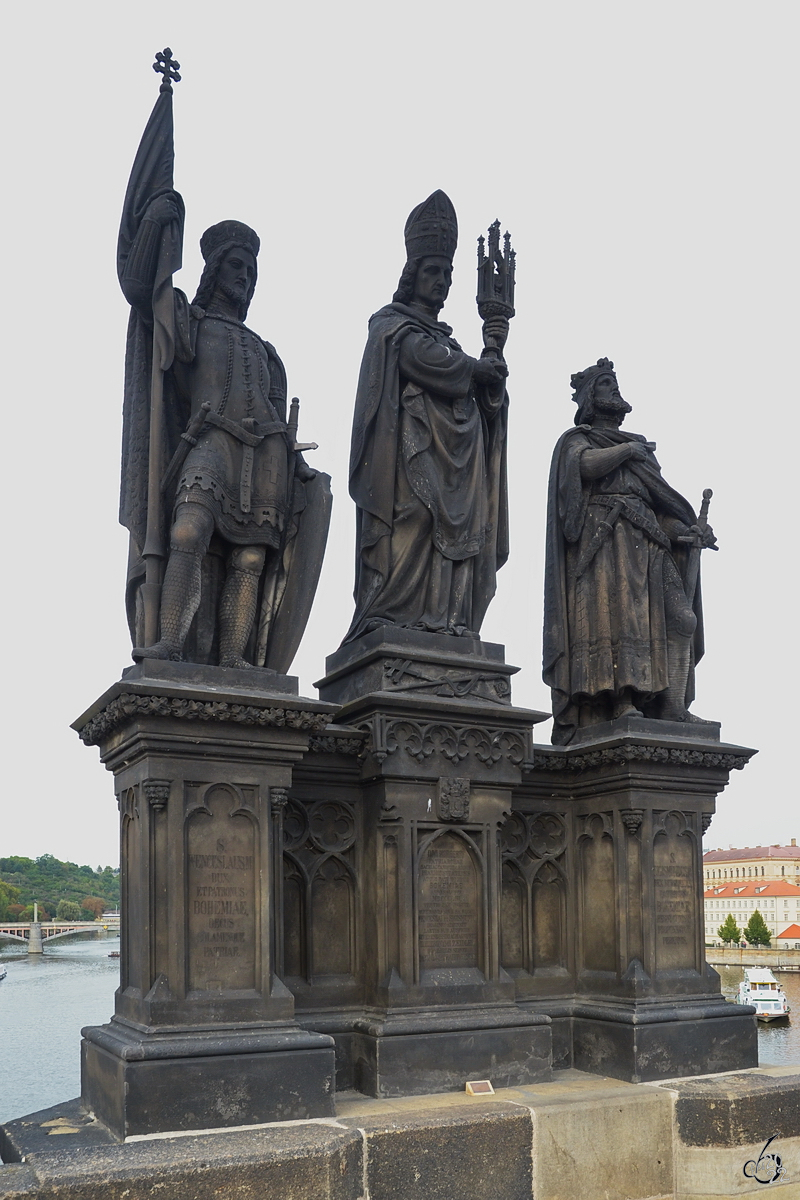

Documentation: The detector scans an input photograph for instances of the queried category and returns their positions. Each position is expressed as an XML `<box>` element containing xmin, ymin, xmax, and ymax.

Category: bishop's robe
<box><xmin>346</xmin><ymin>302</ymin><xmax>508</xmax><ymax>642</ymax></box>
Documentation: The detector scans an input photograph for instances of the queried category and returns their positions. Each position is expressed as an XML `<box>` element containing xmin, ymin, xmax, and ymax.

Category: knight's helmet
<box><xmin>404</xmin><ymin>190</ymin><xmax>458</xmax><ymax>261</ymax></box>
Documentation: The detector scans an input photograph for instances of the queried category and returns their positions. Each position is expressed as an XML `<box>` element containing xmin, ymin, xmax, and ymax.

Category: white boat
<box><xmin>736</xmin><ymin>967</ymin><xmax>790</xmax><ymax>1021</ymax></box>
<box><xmin>0</xmin><ymin>964</ymin><xmax>6</xmax><ymax>982</ymax></box>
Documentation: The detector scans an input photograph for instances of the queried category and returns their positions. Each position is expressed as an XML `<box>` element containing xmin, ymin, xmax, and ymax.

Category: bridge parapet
<box><xmin>0</xmin><ymin>921</ymin><xmax>120</xmax><ymax>949</ymax></box>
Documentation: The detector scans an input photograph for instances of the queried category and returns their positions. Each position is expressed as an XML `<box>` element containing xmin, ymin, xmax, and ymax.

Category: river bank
<box><xmin>1</xmin><ymin>941</ymin><xmax>798</xmax><ymax>1125</ymax></box>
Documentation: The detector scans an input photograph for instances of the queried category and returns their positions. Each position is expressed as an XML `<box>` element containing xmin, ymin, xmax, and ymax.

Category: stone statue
<box><xmin>345</xmin><ymin>190</ymin><xmax>510</xmax><ymax>642</ymax></box>
<box><xmin>118</xmin><ymin>54</ymin><xmax>330</xmax><ymax>671</ymax></box>
<box><xmin>543</xmin><ymin>358</ymin><xmax>717</xmax><ymax>744</ymax></box>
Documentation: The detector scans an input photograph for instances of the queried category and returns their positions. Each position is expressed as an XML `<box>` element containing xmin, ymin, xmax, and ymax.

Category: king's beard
<box><xmin>213</xmin><ymin>280</ymin><xmax>248</xmax><ymax>316</ymax></box>
<box><xmin>594</xmin><ymin>395</ymin><xmax>632</xmax><ymax>423</ymax></box>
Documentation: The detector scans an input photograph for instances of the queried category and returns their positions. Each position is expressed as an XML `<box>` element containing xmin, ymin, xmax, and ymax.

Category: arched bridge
<box><xmin>0</xmin><ymin>920</ymin><xmax>120</xmax><ymax>953</ymax></box>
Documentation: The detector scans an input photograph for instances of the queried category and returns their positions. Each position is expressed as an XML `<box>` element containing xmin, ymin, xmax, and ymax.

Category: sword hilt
<box><xmin>698</xmin><ymin>487</ymin><xmax>713</xmax><ymax>528</ymax></box>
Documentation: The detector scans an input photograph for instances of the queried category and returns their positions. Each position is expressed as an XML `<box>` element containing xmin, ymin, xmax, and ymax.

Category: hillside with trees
<box><xmin>0</xmin><ymin>855</ymin><xmax>119</xmax><ymax>921</ymax></box>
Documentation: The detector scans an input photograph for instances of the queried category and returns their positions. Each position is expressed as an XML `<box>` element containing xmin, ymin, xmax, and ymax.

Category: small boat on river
<box><xmin>736</xmin><ymin>967</ymin><xmax>790</xmax><ymax>1021</ymax></box>
<box><xmin>0</xmin><ymin>964</ymin><xmax>6</xmax><ymax>982</ymax></box>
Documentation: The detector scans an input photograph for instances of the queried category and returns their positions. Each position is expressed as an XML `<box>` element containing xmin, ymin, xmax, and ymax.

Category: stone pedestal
<box><xmin>306</xmin><ymin>631</ymin><xmax>553</xmax><ymax>1096</ymax></box>
<box><xmin>507</xmin><ymin>717</ymin><xmax>759</xmax><ymax>1081</ymax></box>
<box><xmin>72</xmin><ymin>661</ymin><xmax>338</xmax><ymax>1139</ymax></box>
<box><xmin>318</xmin><ymin>625</ymin><xmax>518</xmax><ymax>708</ymax></box>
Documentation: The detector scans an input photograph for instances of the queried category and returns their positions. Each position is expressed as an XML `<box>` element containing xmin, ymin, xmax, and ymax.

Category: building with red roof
<box><xmin>703</xmin><ymin>840</ymin><xmax>800</xmax><ymax>887</ymax></box>
<box><xmin>704</xmin><ymin>878</ymin><xmax>800</xmax><ymax>945</ymax></box>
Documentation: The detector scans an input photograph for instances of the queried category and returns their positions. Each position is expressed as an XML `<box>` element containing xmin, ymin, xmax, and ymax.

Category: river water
<box><xmin>1</xmin><ymin>939</ymin><xmax>798</xmax><ymax>1124</ymax></box>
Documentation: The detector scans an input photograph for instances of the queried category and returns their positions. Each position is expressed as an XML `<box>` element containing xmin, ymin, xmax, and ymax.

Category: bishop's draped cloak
<box><xmin>118</xmin><ymin>89</ymin><xmax>329</xmax><ymax>671</ymax></box>
<box><xmin>543</xmin><ymin>425</ymin><xmax>704</xmax><ymax>745</ymax></box>
<box><xmin>346</xmin><ymin>303</ymin><xmax>508</xmax><ymax>642</ymax></box>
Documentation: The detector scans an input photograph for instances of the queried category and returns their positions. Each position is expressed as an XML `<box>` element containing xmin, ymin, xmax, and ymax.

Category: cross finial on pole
<box><xmin>153</xmin><ymin>48</ymin><xmax>181</xmax><ymax>93</ymax></box>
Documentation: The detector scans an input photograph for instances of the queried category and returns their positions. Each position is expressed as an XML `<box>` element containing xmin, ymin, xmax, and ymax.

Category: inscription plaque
<box><xmin>418</xmin><ymin>832</ymin><xmax>479</xmax><ymax>970</ymax></box>
<box><xmin>653</xmin><ymin>816</ymin><xmax>695</xmax><ymax>970</ymax></box>
<box><xmin>187</xmin><ymin>785</ymin><xmax>257</xmax><ymax>992</ymax></box>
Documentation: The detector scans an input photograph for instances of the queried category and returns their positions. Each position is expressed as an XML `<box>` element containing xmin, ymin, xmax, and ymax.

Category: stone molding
<box><xmin>78</xmin><ymin>692</ymin><xmax>330</xmax><ymax>746</ymax></box>
<box><xmin>360</xmin><ymin>715</ymin><xmax>528</xmax><ymax>768</ymax></box>
<box><xmin>531</xmin><ymin>743</ymin><xmax>752</xmax><ymax>774</ymax></box>
<box><xmin>307</xmin><ymin>734</ymin><xmax>365</xmax><ymax>756</ymax></box>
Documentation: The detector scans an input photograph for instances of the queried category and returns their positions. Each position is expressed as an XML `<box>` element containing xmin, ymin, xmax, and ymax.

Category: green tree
<box><xmin>744</xmin><ymin>909</ymin><xmax>772</xmax><ymax>947</ymax></box>
<box><xmin>56</xmin><ymin>899</ymin><xmax>82</xmax><ymax>921</ymax></box>
<box><xmin>718</xmin><ymin>913</ymin><xmax>741</xmax><ymax>945</ymax></box>
<box><xmin>0</xmin><ymin>879</ymin><xmax>21</xmax><ymax>920</ymax></box>
<box><xmin>19</xmin><ymin>905</ymin><xmax>51</xmax><ymax>921</ymax></box>
<box><xmin>0</xmin><ymin>854</ymin><xmax>119</xmax><ymax>913</ymax></box>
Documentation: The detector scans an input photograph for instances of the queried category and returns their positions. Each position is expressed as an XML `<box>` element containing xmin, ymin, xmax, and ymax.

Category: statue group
<box><xmin>70</xmin><ymin>54</ymin><xmax>754</xmax><ymax>1139</ymax></box>
<box><xmin>120</xmin><ymin>50</ymin><xmax>716</xmax><ymax>740</ymax></box>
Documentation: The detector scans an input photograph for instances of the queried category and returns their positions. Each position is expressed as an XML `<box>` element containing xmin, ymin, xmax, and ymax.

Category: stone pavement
<box><xmin>2</xmin><ymin>1066</ymin><xmax>799</xmax><ymax>1199</ymax></box>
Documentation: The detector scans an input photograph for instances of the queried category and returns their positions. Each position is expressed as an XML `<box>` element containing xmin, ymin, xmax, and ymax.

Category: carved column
<box><xmin>307</xmin><ymin>630</ymin><xmax>553</xmax><ymax>1097</ymax></box>
<box><xmin>72</xmin><ymin>661</ymin><xmax>337</xmax><ymax>1139</ymax></box>
<box><xmin>511</xmin><ymin>722</ymin><xmax>758</xmax><ymax>1082</ymax></box>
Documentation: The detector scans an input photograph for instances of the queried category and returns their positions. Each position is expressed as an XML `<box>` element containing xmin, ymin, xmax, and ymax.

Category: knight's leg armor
<box><xmin>132</xmin><ymin>502</ymin><xmax>213</xmax><ymax>663</ymax></box>
<box><xmin>158</xmin><ymin>548</ymin><xmax>204</xmax><ymax>654</ymax></box>
<box><xmin>661</xmin><ymin>634</ymin><xmax>693</xmax><ymax>720</ymax></box>
<box><xmin>218</xmin><ymin>563</ymin><xmax>262</xmax><ymax>669</ymax></box>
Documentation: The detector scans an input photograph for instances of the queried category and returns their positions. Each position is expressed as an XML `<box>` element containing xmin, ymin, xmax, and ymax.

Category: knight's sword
<box><xmin>679</xmin><ymin>487</ymin><xmax>717</xmax><ymax>604</ymax></box>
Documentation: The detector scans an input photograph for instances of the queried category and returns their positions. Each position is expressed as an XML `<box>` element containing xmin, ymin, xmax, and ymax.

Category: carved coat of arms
<box><xmin>437</xmin><ymin>777</ymin><xmax>471</xmax><ymax>822</ymax></box>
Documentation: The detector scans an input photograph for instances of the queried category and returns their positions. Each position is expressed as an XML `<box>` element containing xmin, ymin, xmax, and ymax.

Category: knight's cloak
<box><xmin>117</xmin><ymin>88</ymin><xmax>329</xmax><ymax>672</ymax></box>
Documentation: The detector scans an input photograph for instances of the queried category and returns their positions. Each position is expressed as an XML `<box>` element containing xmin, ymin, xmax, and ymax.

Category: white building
<box><xmin>774</xmin><ymin>923</ymin><xmax>800</xmax><ymax>950</ymax></box>
<box><xmin>703</xmin><ymin>879</ymin><xmax>800</xmax><ymax>945</ymax></box>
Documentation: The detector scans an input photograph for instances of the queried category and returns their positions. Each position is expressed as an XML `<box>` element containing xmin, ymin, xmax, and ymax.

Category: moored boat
<box><xmin>736</xmin><ymin>967</ymin><xmax>790</xmax><ymax>1021</ymax></box>
<box><xmin>0</xmin><ymin>964</ymin><xmax>6</xmax><ymax>982</ymax></box>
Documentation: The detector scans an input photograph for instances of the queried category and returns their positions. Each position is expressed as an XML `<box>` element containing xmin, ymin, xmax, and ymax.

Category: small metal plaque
<box><xmin>466</xmin><ymin>1080</ymin><xmax>494</xmax><ymax>1095</ymax></box>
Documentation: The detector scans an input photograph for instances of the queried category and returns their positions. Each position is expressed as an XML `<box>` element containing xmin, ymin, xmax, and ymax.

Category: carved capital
<box><xmin>144</xmin><ymin>779</ymin><xmax>171</xmax><ymax>810</ymax></box>
<box><xmin>701</xmin><ymin>812</ymin><xmax>713</xmax><ymax>833</ymax></box>
<box><xmin>620</xmin><ymin>808</ymin><xmax>644</xmax><ymax>835</ymax></box>
<box><xmin>271</xmin><ymin>787</ymin><xmax>288</xmax><ymax>818</ymax></box>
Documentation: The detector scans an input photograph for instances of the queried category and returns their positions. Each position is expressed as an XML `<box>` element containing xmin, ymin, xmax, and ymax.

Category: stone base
<box><xmin>349</xmin><ymin>1010</ymin><xmax>552</xmax><ymax>1097</ymax></box>
<box><xmin>568</xmin><ymin>711</ymin><xmax>721</xmax><ymax>745</ymax></box>
<box><xmin>5</xmin><ymin>1067</ymin><xmax>800</xmax><ymax>1200</ymax></box>
<box><xmin>119</xmin><ymin>657</ymin><xmax>300</xmax><ymax>695</ymax></box>
<box><xmin>81</xmin><ymin>1021</ymin><xmax>336</xmax><ymax>1139</ymax></box>
<box><xmin>316</xmin><ymin>626</ymin><xmax>519</xmax><ymax>706</ymax></box>
<box><xmin>570</xmin><ymin>1001</ymin><xmax>759</xmax><ymax>1083</ymax></box>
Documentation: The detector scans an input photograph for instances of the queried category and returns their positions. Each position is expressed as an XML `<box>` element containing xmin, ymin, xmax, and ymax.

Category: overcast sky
<box><xmin>2</xmin><ymin>1</ymin><xmax>797</xmax><ymax>867</ymax></box>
